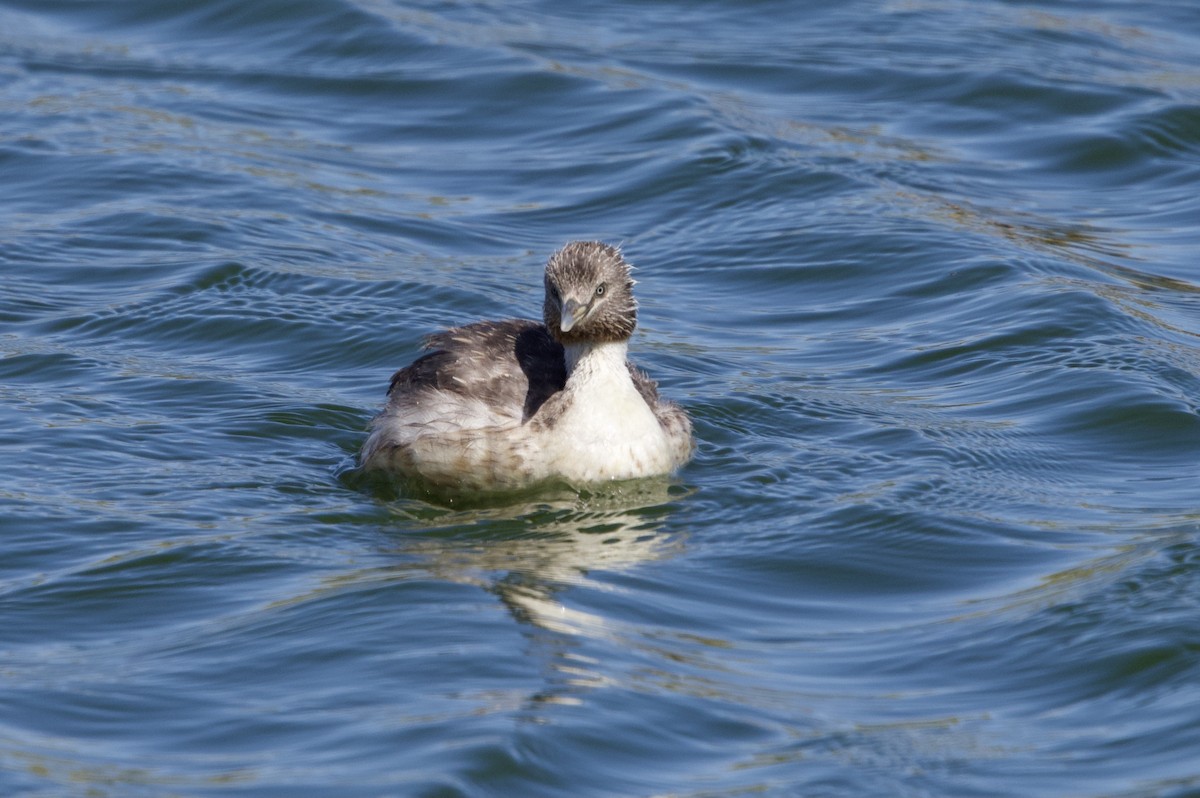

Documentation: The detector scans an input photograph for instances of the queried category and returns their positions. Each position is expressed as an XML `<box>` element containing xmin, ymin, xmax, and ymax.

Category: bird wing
<box><xmin>386</xmin><ymin>319</ymin><xmax>566</xmax><ymax>422</ymax></box>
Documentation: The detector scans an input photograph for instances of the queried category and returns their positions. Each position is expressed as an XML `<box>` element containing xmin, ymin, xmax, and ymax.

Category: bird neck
<box><xmin>563</xmin><ymin>339</ymin><xmax>629</xmax><ymax>380</ymax></box>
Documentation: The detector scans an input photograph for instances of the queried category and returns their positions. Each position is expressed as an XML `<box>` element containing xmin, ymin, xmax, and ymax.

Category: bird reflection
<box><xmin>385</xmin><ymin>480</ymin><xmax>689</xmax><ymax>708</ymax></box>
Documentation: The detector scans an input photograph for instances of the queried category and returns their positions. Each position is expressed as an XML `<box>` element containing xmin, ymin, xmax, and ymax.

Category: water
<box><xmin>2</xmin><ymin>0</ymin><xmax>1199</xmax><ymax>795</ymax></box>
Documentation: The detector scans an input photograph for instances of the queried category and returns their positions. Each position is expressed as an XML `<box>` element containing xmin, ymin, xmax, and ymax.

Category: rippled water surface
<box><xmin>3</xmin><ymin>1</ymin><xmax>1200</xmax><ymax>795</ymax></box>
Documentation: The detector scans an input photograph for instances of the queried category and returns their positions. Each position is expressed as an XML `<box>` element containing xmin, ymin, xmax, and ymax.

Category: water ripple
<box><xmin>2</xmin><ymin>0</ymin><xmax>1200</xmax><ymax>795</ymax></box>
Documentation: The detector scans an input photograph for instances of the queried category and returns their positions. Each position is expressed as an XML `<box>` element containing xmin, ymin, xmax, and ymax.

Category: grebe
<box><xmin>360</xmin><ymin>241</ymin><xmax>693</xmax><ymax>492</ymax></box>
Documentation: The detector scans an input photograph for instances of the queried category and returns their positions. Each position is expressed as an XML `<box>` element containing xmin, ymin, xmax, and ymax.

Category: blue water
<box><xmin>3</xmin><ymin>1</ymin><xmax>1200</xmax><ymax>795</ymax></box>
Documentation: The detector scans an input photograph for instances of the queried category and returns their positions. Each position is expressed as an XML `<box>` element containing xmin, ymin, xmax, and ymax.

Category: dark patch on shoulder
<box><xmin>514</xmin><ymin>325</ymin><xmax>566</xmax><ymax>420</ymax></box>
<box><xmin>383</xmin><ymin>318</ymin><xmax>567</xmax><ymax>424</ymax></box>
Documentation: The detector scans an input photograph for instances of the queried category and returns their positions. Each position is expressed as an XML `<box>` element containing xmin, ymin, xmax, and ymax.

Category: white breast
<box><xmin>542</xmin><ymin>342</ymin><xmax>676</xmax><ymax>483</ymax></box>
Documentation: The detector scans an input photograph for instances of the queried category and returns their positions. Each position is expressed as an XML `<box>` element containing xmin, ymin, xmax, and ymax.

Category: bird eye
<box><xmin>595</xmin><ymin>283</ymin><xmax>606</xmax><ymax>297</ymax></box>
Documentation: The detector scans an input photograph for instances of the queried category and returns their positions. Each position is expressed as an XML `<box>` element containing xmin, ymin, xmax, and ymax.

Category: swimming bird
<box><xmin>360</xmin><ymin>241</ymin><xmax>693</xmax><ymax>492</ymax></box>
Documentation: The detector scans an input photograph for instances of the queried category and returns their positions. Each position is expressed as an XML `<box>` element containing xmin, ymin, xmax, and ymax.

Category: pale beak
<box><xmin>560</xmin><ymin>298</ymin><xmax>584</xmax><ymax>332</ymax></box>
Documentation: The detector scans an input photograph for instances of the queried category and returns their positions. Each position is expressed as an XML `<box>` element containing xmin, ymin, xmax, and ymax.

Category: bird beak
<box><xmin>560</xmin><ymin>298</ymin><xmax>584</xmax><ymax>332</ymax></box>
